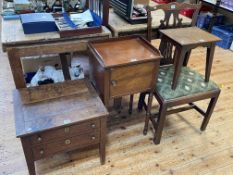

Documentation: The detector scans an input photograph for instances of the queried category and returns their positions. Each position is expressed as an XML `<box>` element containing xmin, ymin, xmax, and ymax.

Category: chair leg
<box><xmin>138</xmin><ymin>92</ymin><xmax>147</xmax><ymax>112</ymax></box>
<box><xmin>154</xmin><ymin>103</ymin><xmax>167</xmax><ymax>145</ymax></box>
<box><xmin>143</xmin><ymin>92</ymin><xmax>153</xmax><ymax>135</ymax></box>
<box><xmin>200</xmin><ymin>93</ymin><xmax>220</xmax><ymax>131</ymax></box>
<box><xmin>129</xmin><ymin>94</ymin><xmax>134</xmax><ymax>114</ymax></box>
<box><xmin>113</xmin><ymin>97</ymin><xmax>122</xmax><ymax>113</ymax></box>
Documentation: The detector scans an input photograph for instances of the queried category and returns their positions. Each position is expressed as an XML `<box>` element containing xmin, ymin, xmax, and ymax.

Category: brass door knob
<box><xmin>65</xmin><ymin>139</ymin><xmax>71</xmax><ymax>145</ymax></box>
<box><xmin>37</xmin><ymin>137</ymin><xmax>42</xmax><ymax>142</ymax></box>
<box><xmin>40</xmin><ymin>149</ymin><xmax>44</xmax><ymax>155</ymax></box>
<box><xmin>91</xmin><ymin>124</ymin><xmax>96</xmax><ymax>128</ymax></box>
<box><xmin>91</xmin><ymin>136</ymin><xmax>96</xmax><ymax>140</ymax></box>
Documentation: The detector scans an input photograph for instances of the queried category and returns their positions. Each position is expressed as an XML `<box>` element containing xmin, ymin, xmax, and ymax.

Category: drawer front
<box><xmin>30</xmin><ymin>119</ymin><xmax>100</xmax><ymax>145</ymax></box>
<box><xmin>32</xmin><ymin>131</ymin><xmax>100</xmax><ymax>160</ymax></box>
<box><xmin>110</xmin><ymin>62</ymin><xmax>157</xmax><ymax>97</ymax></box>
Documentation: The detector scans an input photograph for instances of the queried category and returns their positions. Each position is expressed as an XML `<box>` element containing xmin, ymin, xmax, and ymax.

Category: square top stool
<box><xmin>159</xmin><ymin>27</ymin><xmax>221</xmax><ymax>90</ymax></box>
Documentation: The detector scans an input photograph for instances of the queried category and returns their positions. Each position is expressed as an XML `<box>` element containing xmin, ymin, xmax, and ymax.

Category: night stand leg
<box><xmin>21</xmin><ymin>137</ymin><xmax>36</xmax><ymax>175</ymax></box>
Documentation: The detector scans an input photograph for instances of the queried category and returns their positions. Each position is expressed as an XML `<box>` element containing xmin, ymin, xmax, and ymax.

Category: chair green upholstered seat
<box><xmin>140</xmin><ymin>65</ymin><xmax>221</xmax><ymax>144</ymax></box>
<box><xmin>156</xmin><ymin>65</ymin><xmax>219</xmax><ymax>100</ymax></box>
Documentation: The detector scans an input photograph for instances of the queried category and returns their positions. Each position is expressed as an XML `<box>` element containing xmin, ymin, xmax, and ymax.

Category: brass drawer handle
<box><xmin>65</xmin><ymin>139</ymin><xmax>71</xmax><ymax>145</ymax></box>
<box><xmin>40</xmin><ymin>149</ymin><xmax>44</xmax><ymax>155</ymax></box>
<box><xmin>64</xmin><ymin>127</ymin><xmax>70</xmax><ymax>133</ymax></box>
<box><xmin>91</xmin><ymin>124</ymin><xmax>96</xmax><ymax>128</ymax></box>
<box><xmin>111</xmin><ymin>80</ymin><xmax>117</xmax><ymax>87</ymax></box>
<box><xmin>37</xmin><ymin>137</ymin><xmax>42</xmax><ymax>142</ymax></box>
<box><xmin>91</xmin><ymin>136</ymin><xmax>96</xmax><ymax>140</ymax></box>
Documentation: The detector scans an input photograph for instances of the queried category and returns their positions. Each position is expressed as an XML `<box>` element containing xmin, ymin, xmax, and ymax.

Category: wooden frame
<box><xmin>140</xmin><ymin>87</ymin><xmax>221</xmax><ymax>144</ymax></box>
<box><xmin>7</xmin><ymin>37</ymin><xmax>110</xmax><ymax>89</ymax></box>
<box><xmin>14</xmin><ymin>80</ymin><xmax>108</xmax><ymax>175</ymax></box>
<box><xmin>147</xmin><ymin>2</ymin><xmax>201</xmax><ymax>41</ymax></box>
<box><xmin>8</xmin><ymin>40</ymin><xmax>109</xmax><ymax>175</ymax></box>
<box><xmin>87</xmin><ymin>35</ymin><xmax>161</xmax><ymax>115</ymax></box>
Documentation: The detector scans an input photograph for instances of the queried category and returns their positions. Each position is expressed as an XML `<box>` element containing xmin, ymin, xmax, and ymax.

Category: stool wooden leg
<box><xmin>129</xmin><ymin>94</ymin><xmax>134</xmax><ymax>114</ymax></box>
<box><xmin>183</xmin><ymin>50</ymin><xmax>192</xmax><ymax>66</ymax></box>
<box><xmin>138</xmin><ymin>92</ymin><xmax>147</xmax><ymax>112</ymax></box>
<box><xmin>201</xmin><ymin>93</ymin><xmax>220</xmax><ymax>131</ymax></box>
<box><xmin>154</xmin><ymin>103</ymin><xmax>167</xmax><ymax>144</ymax></box>
<box><xmin>143</xmin><ymin>92</ymin><xmax>153</xmax><ymax>135</ymax></box>
<box><xmin>205</xmin><ymin>44</ymin><xmax>215</xmax><ymax>82</ymax></box>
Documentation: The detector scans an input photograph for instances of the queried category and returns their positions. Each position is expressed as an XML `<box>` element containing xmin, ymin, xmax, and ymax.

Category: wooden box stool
<box><xmin>88</xmin><ymin>36</ymin><xmax>162</xmax><ymax>110</ymax></box>
<box><xmin>13</xmin><ymin>80</ymin><xmax>108</xmax><ymax>175</ymax></box>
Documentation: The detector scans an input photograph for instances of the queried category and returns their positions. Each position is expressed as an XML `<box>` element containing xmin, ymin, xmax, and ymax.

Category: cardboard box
<box><xmin>20</xmin><ymin>13</ymin><xmax>57</xmax><ymax>34</ymax></box>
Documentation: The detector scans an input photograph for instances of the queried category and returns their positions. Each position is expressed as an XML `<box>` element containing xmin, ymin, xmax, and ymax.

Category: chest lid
<box><xmin>88</xmin><ymin>36</ymin><xmax>161</xmax><ymax>68</ymax></box>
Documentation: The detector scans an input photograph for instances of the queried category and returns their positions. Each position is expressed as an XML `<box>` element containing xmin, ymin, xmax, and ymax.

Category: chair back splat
<box><xmin>146</xmin><ymin>2</ymin><xmax>201</xmax><ymax>41</ymax></box>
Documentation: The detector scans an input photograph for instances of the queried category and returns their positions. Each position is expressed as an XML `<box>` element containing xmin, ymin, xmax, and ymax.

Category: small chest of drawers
<box><xmin>13</xmin><ymin>80</ymin><xmax>108</xmax><ymax>175</ymax></box>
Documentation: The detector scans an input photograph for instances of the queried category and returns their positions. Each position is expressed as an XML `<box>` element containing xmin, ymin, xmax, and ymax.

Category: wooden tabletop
<box><xmin>108</xmin><ymin>1</ymin><xmax>192</xmax><ymax>37</ymax></box>
<box><xmin>160</xmin><ymin>27</ymin><xmax>221</xmax><ymax>46</ymax></box>
<box><xmin>89</xmin><ymin>36</ymin><xmax>161</xmax><ymax>68</ymax></box>
<box><xmin>1</xmin><ymin>18</ymin><xmax>111</xmax><ymax>51</ymax></box>
<box><xmin>13</xmin><ymin>79</ymin><xmax>108</xmax><ymax>137</ymax></box>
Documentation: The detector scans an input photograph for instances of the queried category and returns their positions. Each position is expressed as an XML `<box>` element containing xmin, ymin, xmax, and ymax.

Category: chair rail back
<box><xmin>147</xmin><ymin>2</ymin><xmax>201</xmax><ymax>41</ymax></box>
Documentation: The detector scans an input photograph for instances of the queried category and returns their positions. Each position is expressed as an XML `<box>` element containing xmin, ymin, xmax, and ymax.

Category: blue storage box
<box><xmin>212</xmin><ymin>25</ymin><xmax>233</xmax><ymax>49</ymax></box>
<box><xmin>206</xmin><ymin>13</ymin><xmax>224</xmax><ymax>27</ymax></box>
<box><xmin>20</xmin><ymin>13</ymin><xmax>58</xmax><ymax>34</ymax></box>
<box><xmin>196</xmin><ymin>13</ymin><xmax>208</xmax><ymax>29</ymax></box>
<box><xmin>196</xmin><ymin>12</ymin><xmax>224</xmax><ymax>29</ymax></box>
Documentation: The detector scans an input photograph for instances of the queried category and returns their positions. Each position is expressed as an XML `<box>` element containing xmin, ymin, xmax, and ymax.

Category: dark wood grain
<box><xmin>88</xmin><ymin>36</ymin><xmax>161</xmax><ymax>107</ymax></box>
<box><xmin>32</xmin><ymin>131</ymin><xmax>100</xmax><ymax>161</ymax></box>
<box><xmin>159</xmin><ymin>27</ymin><xmax>221</xmax><ymax>46</ymax></box>
<box><xmin>141</xmin><ymin>85</ymin><xmax>221</xmax><ymax>144</ymax></box>
<box><xmin>88</xmin><ymin>36</ymin><xmax>161</xmax><ymax>68</ymax></box>
<box><xmin>29</xmin><ymin>119</ymin><xmax>100</xmax><ymax>146</ymax></box>
<box><xmin>19</xmin><ymin>80</ymin><xmax>88</xmax><ymax>104</ymax></box>
<box><xmin>13</xmin><ymin>80</ymin><xmax>108</xmax><ymax>174</ymax></box>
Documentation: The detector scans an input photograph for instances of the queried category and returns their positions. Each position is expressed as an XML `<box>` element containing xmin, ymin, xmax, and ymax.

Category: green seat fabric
<box><xmin>156</xmin><ymin>65</ymin><xmax>219</xmax><ymax>100</ymax></box>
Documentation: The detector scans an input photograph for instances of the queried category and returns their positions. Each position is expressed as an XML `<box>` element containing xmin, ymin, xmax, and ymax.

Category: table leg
<box><xmin>205</xmin><ymin>43</ymin><xmax>216</xmax><ymax>82</ymax></box>
<box><xmin>99</xmin><ymin>116</ymin><xmax>107</xmax><ymax>165</ymax></box>
<box><xmin>144</xmin><ymin>91</ymin><xmax>153</xmax><ymax>135</ymax></box>
<box><xmin>60</xmin><ymin>53</ymin><xmax>71</xmax><ymax>80</ymax></box>
<box><xmin>21</xmin><ymin>137</ymin><xmax>36</xmax><ymax>175</ymax></box>
<box><xmin>113</xmin><ymin>97</ymin><xmax>122</xmax><ymax>113</ymax></box>
<box><xmin>172</xmin><ymin>47</ymin><xmax>186</xmax><ymax>90</ymax></box>
<box><xmin>129</xmin><ymin>94</ymin><xmax>134</xmax><ymax>114</ymax></box>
